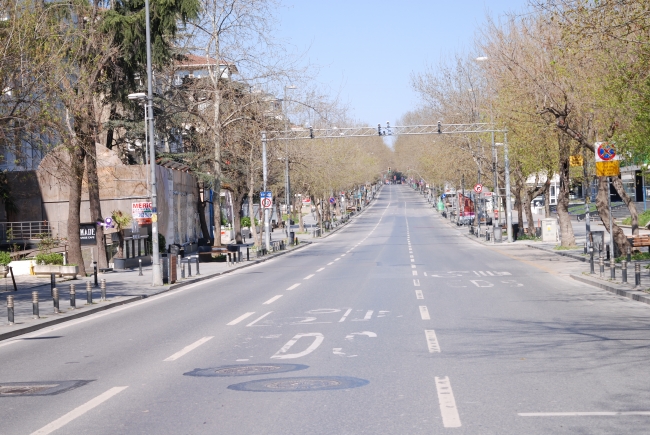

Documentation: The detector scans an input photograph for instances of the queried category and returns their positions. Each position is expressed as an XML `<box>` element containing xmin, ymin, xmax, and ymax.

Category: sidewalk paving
<box><xmin>0</xmin><ymin>190</ymin><xmax>381</xmax><ymax>340</ymax></box>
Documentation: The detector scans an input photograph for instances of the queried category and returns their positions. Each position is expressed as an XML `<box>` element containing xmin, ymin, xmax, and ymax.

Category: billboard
<box><xmin>132</xmin><ymin>201</ymin><xmax>152</xmax><ymax>225</ymax></box>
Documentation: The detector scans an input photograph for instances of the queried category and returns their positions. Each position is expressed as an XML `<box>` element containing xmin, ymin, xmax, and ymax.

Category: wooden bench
<box><xmin>630</xmin><ymin>236</ymin><xmax>650</xmax><ymax>252</ymax></box>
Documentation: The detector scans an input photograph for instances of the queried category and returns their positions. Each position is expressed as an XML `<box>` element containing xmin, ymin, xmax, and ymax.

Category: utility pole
<box><xmin>145</xmin><ymin>0</ymin><xmax>162</xmax><ymax>285</ymax></box>
<box><xmin>504</xmin><ymin>132</ymin><xmax>513</xmax><ymax>243</ymax></box>
<box><xmin>262</xmin><ymin>133</ymin><xmax>270</xmax><ymax>252</ymax></box>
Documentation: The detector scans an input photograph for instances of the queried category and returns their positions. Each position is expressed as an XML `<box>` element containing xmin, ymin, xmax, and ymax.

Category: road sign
<box><xmin>473</xmin><ymin>184</ymin><xmax>483</xmax><ymax>194</ymax></box>
<box><xmin>595</xmin><ymin>142</ymin><xmax>620</xmax><ymax>176</ymax></box>
<box><xmin>261</xmin><ymin>191</ymin><xmax>273</xmax><ymax>209</ymax></box>
<box><xmin>329</xmin><ymin>197</ymin><xmax>336</xmax><ymax>204</ymax></box>
<box><xmin>104</xmin><ymin>217</ymin><xmax>113</xmax><ymax>228</ymax></box>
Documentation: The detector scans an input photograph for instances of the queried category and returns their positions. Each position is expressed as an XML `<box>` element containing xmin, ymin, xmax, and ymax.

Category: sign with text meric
<box><xmin>595</xmin><ymin>142</ymin><xmax>620</xmax><ymax>177</ymax></box>
<box><xmin>261</xmin><ymin>191</ymin><xmax>273</xmax><ymax>209</ymax></box>
<box><xmin>132</xmin><ymin>202</ymin><xmax>153</xmax><ymax>225</ymax></box>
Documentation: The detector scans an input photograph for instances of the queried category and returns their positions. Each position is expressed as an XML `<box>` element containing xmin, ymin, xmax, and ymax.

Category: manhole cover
<box><xmin>185</xmin><ymin>363</ymin><xmax>308</xmax><ymax>378</ymax></box>
<box><xmin>227</xmin><ymin>376</ymin><xmax>369</xmax><ymax>392</ymax></box>
<box><xmin>0</xmin><ymin>380</ymin><xmax>92</xmax><ymax>397</ymax></box>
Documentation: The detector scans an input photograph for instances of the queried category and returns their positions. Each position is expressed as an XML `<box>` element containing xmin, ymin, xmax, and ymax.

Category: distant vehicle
<box><xmin>396</xmin><ymin>180</ymin><xmax>402</xmax><ymax>184</ymax></box>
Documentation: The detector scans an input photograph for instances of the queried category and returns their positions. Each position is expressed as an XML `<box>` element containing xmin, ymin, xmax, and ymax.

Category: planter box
<box><xmin>60</xmin><ymin>265</ymin><xmax>79</xmax><ymax>279</ymax></box>
<box><xmin>34</xmin><ymin>264</ymin><xmax>63</xmax><ymax>277</ymax></box>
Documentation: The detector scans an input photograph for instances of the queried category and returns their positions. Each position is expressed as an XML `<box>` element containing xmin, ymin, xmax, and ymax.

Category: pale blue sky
<box><xmin>275</xmin><ymin>0</ymin><xmax>527</xmax><ymax>126</ymax></box>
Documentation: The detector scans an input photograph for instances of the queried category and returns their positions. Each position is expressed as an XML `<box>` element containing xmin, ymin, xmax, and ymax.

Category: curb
<box><xmin>0</xmin><ymin>241</ymin><xmax>313</xmax><ymax>342</ymax></box>
<box><xmin>570</xmin><ymin>273</ymin><xmax>650</xmax><ymax>305</ymax></box>
<box><xmin>526</xmin><ymin>244</ymin><xmax>588</xmax><ymax>262</ymax></box>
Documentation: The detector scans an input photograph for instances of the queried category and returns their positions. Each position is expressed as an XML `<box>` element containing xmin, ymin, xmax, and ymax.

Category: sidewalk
<box><xmin>0</xmin><ymin>189</ymin><xmax>382</xmax><ymax>340</ymax></box>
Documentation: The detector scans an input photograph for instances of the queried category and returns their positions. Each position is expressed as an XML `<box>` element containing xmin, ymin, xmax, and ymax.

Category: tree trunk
<box><xmin>557</xmin><ymin>137</ymin><xmax>576</xmax><ymax>247</ymax></box>
<box><xmin>514</xmin><ymin>185</ymin><xmax>523</xmax><ymax>235</ymax></box>
<box><xmin>298</xmin><ymin>195</ymin><xmax>305</xmax><ymax>232</ymax></box>
<box><xmin>233</xmin><ymin>190</ymin><xmax>244</xmax><ymax>244</ymax></box>
<box><xmin>525</xmin><ymin>179</ymin><xmax>549</xmax><ymax>235</ymax></box>
<box><xmin>117</xmin><ymin>231</ymin><xmax>125</xmax><ymax>258</ymax></box>
<box><xmin>611</xmin><ymin>176</ymin><xmax>639</xmax><ymax>236</ymax></box>
<box><xmin>85</xmin><ymin>145</ymin><xmax>107</xmax><ymax>269</ymax></box>
<box><xmin>197</xmin><ymin>194</ymin><xmax>209</xmax><ymax>241</ymax></box>
<box><xmin>596</xmin><ymin>176</ymin><xmax>630</xmax><ymax>254</ymax></box>
<box><xmin>544</xmin><ymin>186</ymin><xmax>551</xmax><ymax>218</ymax></box>
<box><xmin>212</xmin><ymin>186</ymin><xmax>222</xmax><ymax>247</ymax></box>
<box><xmin>68</xmin><ymin>146</ymin><xmax>86</xmax><ymax>276</ymax></box>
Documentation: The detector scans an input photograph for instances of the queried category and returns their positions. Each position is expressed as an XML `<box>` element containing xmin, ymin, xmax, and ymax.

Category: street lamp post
<box><xmin>144</xmin><ymin>0</ymin><xmax>162</xmax><ymax>285</ymax></box>
<box><xmin>283</xmin><ymin>85</ymin><xmax>296</xmax><ymax>240</ymax></box>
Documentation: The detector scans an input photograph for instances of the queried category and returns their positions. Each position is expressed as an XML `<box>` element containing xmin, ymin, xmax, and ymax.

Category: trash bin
<box><xmin>290</xmin><ymin>231</ymin><xmax>295</xmax><ymax>245</ymax></box>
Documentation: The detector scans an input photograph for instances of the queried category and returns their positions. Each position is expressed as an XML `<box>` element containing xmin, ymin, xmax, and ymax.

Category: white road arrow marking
<box><xmin>271</xmin><ymin>333</ymin><xmax>324</xmax><ymax>359</ymax></box>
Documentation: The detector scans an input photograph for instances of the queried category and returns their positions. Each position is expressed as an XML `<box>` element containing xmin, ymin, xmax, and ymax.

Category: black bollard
<box><xmin>53</xmin><ymin>287</ymin><xmax>59</xmax><ymax>314</ymax></box>
<box><xmin>100</xmin><ymin>279</ymin><xmax>106</xmax><ymax>301</ymax></box>
<box><xmin>50</xmin><ymin>273</ymin><xmax>55</xmax><ymax>297</ymax></box>
<box><xmin>589</xmin><ymin>247</ymin><xmax>595</xmax><ymax>274</ymax></box>
<box><xmin>181</xmin><ymin>262</ymin><xmax>185</xmax><ymax>279</ymax></box>
<box><xmin>93</xmin><ymin>261</ymin><xmax>98</xmax><ymax>288</ymax></box>
<box><xmin>622</xmin><ymin>260</ymin><xmax>627</xmax><ymax>283</ymax></box>
<box><xmin>70</xmin><ymin>284</ymin><xmax>76</xmax><ymax>309</ymax></box>
<box><xmin>7</xmin><ymin>295</ymin><xmax>14</xmax><ymax>325</ymax></box>
<box><xmin>138</xmin><ymin>258</ymin><xmax>143</xmax><ymax>276</ymax></box>
<box><xmin>611</xmin><ymin>259</ymin><xmax>616</xmax><ymax>279</ymax></box>
<box><xmin>635</xmin><ymin>262</ymin><xmax>641</xmax><ymax>287</ymax></box>
<box><xmin>32</xmin><ymin>291</ymin><xmax>39</xmax><ymax>319</ymax></box>
<box><xmin>9</xmin><ymin>266</ymin><xmax>16</xmax><ymax>291</ymax></box>
<box><xmin>194</xmin><ymin>257</ymin><xmax>200</xmax><ymax>276</ymax></box>
<box><xmin>86</xmin><ymin>281</ymin><xmax>92</xmax><ymax>304</ymax></box>
<box><xmin>187</xmin><ymin>258</ymin><xmax>192</xmax><ymax>277</ymax></box>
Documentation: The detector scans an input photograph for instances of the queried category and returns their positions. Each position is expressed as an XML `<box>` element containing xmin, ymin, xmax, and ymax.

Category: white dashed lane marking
<box><xmin>227</xmin><ymin>312</ymin><xmax>255</xmax><ymax>326</ymax></box>
<box><xmin>425</xmin><ymin>330</ymin><xmax>441</xmax><ymax>353</ymax></box>
<box><xmin>304</xmin><ymin>274</ymin><xmax>315</xmax><ymax>280</ymax></box>
<box><xmin>164</xmin><ymin>336</ymin><xmax>213</xmax><ymax>361</ymax></box>
<box><xmin>415</xmin><ymin>290</ymin><xmax>424</xmax><ymax>299</ymax></box>
<box><xmin>419</xmin><ymin>306</ymin><xmax>430</xmax><ymax>320</ymax></box>
<box><xmin>263</xmin><ymin>295</ymin><xmax>283</xmax><ymax>305</ymax></box>
<box><xmin>286</xmin><ymin>283</ymin><xmax>301</xmax><ymax>291</ymax></box>
<box><xmin>246</xmin><ymin>311</ymin><xmax>273</xmax><ymax>327</ymax></box>
<box><xmin>435</xmin><ymin>377</ymin><xmax>461</xmax><ymax>427</ymax></box>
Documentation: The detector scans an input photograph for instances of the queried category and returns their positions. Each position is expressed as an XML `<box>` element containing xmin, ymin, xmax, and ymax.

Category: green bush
<box><xmin>158</xmin><ymin>233</ymin><xmax>166</xmax><ymax>253</ymax></box>
<box><xmin>622</xmin><ymin>210</ymin><xmax>650</xmax><ymax>227</ymax></box>
<box><xmin>241</xmin><ymin>216</ymin><xmax>260</xmax><ymax>227</ymax></box>
<box><xmin>0</xmin><ymin>251</ymin><xmax>11</xmax><ymax>266</ymax></box>
<box><xmin>35</xmin><ymin>252</ymin><xmax>64</xmax><ymax>265</ymax></box>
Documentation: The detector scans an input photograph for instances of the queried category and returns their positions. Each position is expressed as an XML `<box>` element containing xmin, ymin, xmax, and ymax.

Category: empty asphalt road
<box><xmin>2</xmin><ymin>185</ymin><xmax>650</xmax><ymax>434</ymax></box>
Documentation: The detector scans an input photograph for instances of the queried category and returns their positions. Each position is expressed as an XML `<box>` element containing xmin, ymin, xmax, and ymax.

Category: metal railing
<box><xmin>0</xmin><ymin>221</ymin><xmax>52</xmax><ymax>242</ymax></box>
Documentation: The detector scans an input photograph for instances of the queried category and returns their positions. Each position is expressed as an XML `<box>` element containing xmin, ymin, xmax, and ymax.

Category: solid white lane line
<box><xmin>435</xmin><ymin>377</ymin><xmax>461</xmax><ymax>427</ymax></box>
<box><xmin>286</xmin><ymin>283</ymin><xmax>301</xmax><ymax>291</ymax></box>
<box><xmin>327</xmin><ymin>262</ymin><xmax>334</xmax><ymax>265</ymax></box>
<box><xmin>316</xmin><ymin>268</ymin><xmax>325</xmax><ymax>272</ymax></box>
<box><xmin>363</xmin><ymin>310</ymin><xmax>374</xmax><ymax>320</ymax></box>
<box><xmin>164</xmin><ymin>336</ymin><xmax>214</xmax><ymax>361</ymax></box>
<box><xmin>227</xmin><ymin>312</ymin><xmax>255</xmax><ymax>326</ymax></box>
<box><xmin>339</xmin><ymin>308</ymin><xmax>353</xmax><ymax>322</ymax></box>
<box><xmin>304</xmin><ymin>274</ymin><xmax>315</xmax><ymax>280</ymax></box>
<box><xmin>30</xmin><ymin>386</ymin><xmax>129</xmax><ymax>435</ymax></box>
<box><xmin>425</xmin><ymin>330</ymin><xmax>441</xmax><ymax>353</ymax></box>
<box><xmin>413</xmin><ymin>279</ymin><xmax>420</xmax><ymax>286</ymax></box>
<box><xmin>246</xmin><ymin>311</ymin><xmax>273</xmax><ymax>327</ymax></box>
<box><xmin>412</xmin><ymin>270</ymin><xmax>418</xmax><ymax>276</ymax></box>
<box><xmin>415</xmin><ymin>290</ymin><xmax>424</xmax><ymax>299</ymax></box>
<box><xmin>263</xmin><ymin>295</ymin><xmax>283</xmax><ymax>305</ymax></box>
<box><xmin>419</xmin><ymin>306</ymin><xmax>430</xmax><ymax>320</ymax></box>
<box><xmin>519</xmin><ymin>411</ymin><xmax>650</xmax><ymax>417</ymax></box>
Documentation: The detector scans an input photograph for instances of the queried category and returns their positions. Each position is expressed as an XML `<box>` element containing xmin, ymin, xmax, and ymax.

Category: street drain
<box><xmin>184</xmin><ymin>363</ymin><xmax>309</xmax><ymax>378</ymax></box>
<box><xmin>227</xmin><ymin>376</ymin><xmax>369</xmax><ymax>392</ymax></box>
<box><xmin>0</xmin><ymin>380</ymin><xmax>92</xmax><ymax>397</ymax></box>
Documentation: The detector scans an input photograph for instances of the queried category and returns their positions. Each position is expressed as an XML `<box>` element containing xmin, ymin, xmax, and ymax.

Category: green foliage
<box><xmin>240</xmin><ymin>216</ymin><xmax>259</xmax><ymax>227</ymax></box>
<box><xmin>111</xmin><ymin>210</ymin><xmax>132</xmax><ymax>230</ymax></box>
<box><xmin>0</xmin><ymin>251</ymin><xmax>11</xmax><ymax>266</ymax></box>
<box><xmin>36</xmin><ymin>233</ymin><xmax>58</xmax><ymax>253</ymax></box>
<box><xmin>616</xmin><ymin>252</ymin><xmax>650</xmax><ymax>263</ymax></box>
<box><xmin>517</xmin><ymin>234</ymin><xmax>540</xmax><ymax>241</ymax></box>
<box><xmin>35</xmin><ymin>252</ymin><xmax>64</xmax><ymax>265</ymax></box>
<box><xmin>622</xmin><ymin>210</ymin><xmax>650</xmax><ymax>227</ymax></box>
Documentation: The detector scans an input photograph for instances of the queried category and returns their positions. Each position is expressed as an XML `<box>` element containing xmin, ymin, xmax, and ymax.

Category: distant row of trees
<box><xmin>395</xmin><ymin>0</ymin><xmax>650</xmax><ymax>251</ymax></box>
